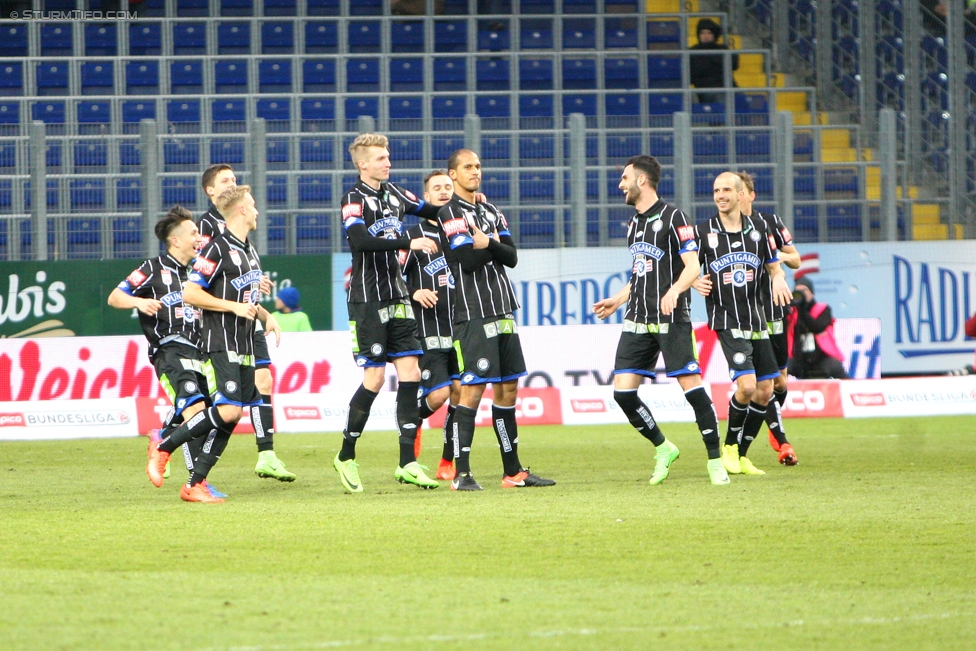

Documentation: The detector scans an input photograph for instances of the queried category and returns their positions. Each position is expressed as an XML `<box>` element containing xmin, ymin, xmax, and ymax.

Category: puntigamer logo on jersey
<box><xmin>709</xmin><ymin>252</ymin><xmax>761</xmax><ymax>272</ymax></box>
<box><xmin>231</xmin><ymin>270</ymin><xmax>264</xmax><ymax>291</ymax></box>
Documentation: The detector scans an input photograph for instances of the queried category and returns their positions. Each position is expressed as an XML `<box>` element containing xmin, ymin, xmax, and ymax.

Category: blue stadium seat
<box><xmin>520</xmin><ymin>58</ymin><xmax>553</xmax><ymax>90</ymax></box>
<box><xmin>735</xmin><ymin>132</ymin><xmax>772</xmax><ymax>162</ymax></box>
<box><xmin>300</xmin><ymin>98</ymin><xmax>335</xmax><ymax>125</ymax></box>
<box><xmin>262</xmin><ymin>22</ymin><xmax>294</xmax><ymax>53</ymax></box>
<box><xmin>170</xmin><ymin>60</ymin><xmax>204</xmax><ymax>94</ymax></box>
<box><xmin>693</xmin><ymin>132</ymin><xmax>729</xmax><ymax>162</ymax></box>
<box><xmin>477</xmin><ymin>59</ymin><xmax>510</xmax><ymax>91</ymax></box>
<box><xmin>793</xmin><ymin>168</ymin><xmax>815</xmax><ymax>198</ymax></box>
<box><xmin>69</xmin><ymin>182</ymin><xmax>105</xmax><ymax>211</ymax></box>
<box><xmin>519</xmin><ymin>94</ymin><xmax>553</xmax><ymax>125</ymax></box>
<box><xmin>793</xmin><ymin>205</ymin><xmax>818</xmax><ymax>241</ymax></box>
<box><xmin>563</xmin><ymin>94</ymin><xmax>597</xmax><ymax>117</ymax></box>
<box><xmin>215</xmin><ymin>59</ymin><xmax>249</xmax><ymax>94</ymax></box>
<box><xmin>0</xmin><ymin>63</ymin><xmax>23</xmax><ymax>97</ymax></box>
<box><xmin>648</xmin><ymin>93</ymin><xmax>683</xmax><ymax>115</ymax></box>
<box><xmin>519</xmin><ymin>135</ymin><xmax>554</xmax><ymax>164</ymax></box>
<box><xmin>435</xmin><ymin>20</ymin><xmax>468</xmax><ymax>52</ymax></box>
<box><xmin>220</xmin><ymin>0</ymin><xmax>253</xmax><ymax>15</ymax></box>
<box><xmin>348</xmin><ymin>20</ymin><xmax>381</xmax><ymax>53</ymax></box>
<box><xmin>302</xmin><ymin>59</ymin><xmax>336</xmax><ymax>93</ymax></box>
<box><xmin>476</xmin><ymin>95</ymin><xmax>510</xmax><ymax>120</ymax></box>
<box><xmin>85</xmin><ymin>24</ymin><xmax>117</xmax><ymax>55</ymax></box>
<box><xmin>81</xmin><ymin>61</ymin><xmax>115</xmax><ymax>95</ymax></box>
<box><xmin>482</xmin><ymin>135</ymin><xmax>511</xmax><ymax>165</ymax></box>
<box><xmin>605</xmin><ymin>18</ymin><xmax>638</xmax><ymax>49</ymax></box>
<box><xmin>520</xmin><ymin>210</ymin><xmax>556</xmax><ymax>246</ymax></box>
<box><xmin>646</xmin><ymin>19</ymin><xmax>681</xmax><ymax>49</ymax></box>
<box><xmin>122</xmin><ymin>100</ymin><xmax>156</xmax><ymax>126</ymax></box>
<box><xmin>389</xmin><ymin>96</ymin><xmax>423</xmax><ymax>127</ymax></box>
<box><xmin>308</xmin><ymin>0</ymin><xmax>340</xmax><ymax>15</ymax></box>
<box><xmin>126</xmin><ymin>61</ymin><xmax>159</xmax><ymax>95</ymax></box>
<box><xmin>350</xmin><ymin>0</ymin><xmax>382</xmax><ymax>15</ymax></box>
<box><xmin>167</xmin><ymin>99</ymin><xmax>201</xmax><ymax>124</ymax></box>
<box><xmin>259</xmin><ymin>59</ymin><xmax>292</xmax><ymax>93</ymax></box>
<box><xmin>116</xmin><ymin>180</ymin><xmax>142</xmax><ymax>209</ymax></box>
<box><xmin>520</xmin><ymin>18</ymin><xmax>554</xmax><ymax>49</ymax></box>
<box><xmin>0</xmin><ymin>102</ymin><xmax>18</xmax><ymax>126</ymax></box>
<box><xmin>478</xmin><ymin>21</ymin><xmax>511</xmax><ymax>51</ymax></box>
<box><xmin>692</xmin><ymin>102</ymin><xmax>725</xmax><ymax>126</ymax></box>
<box><xmin>141</xmin><ymin>0</ymin><xmax>166</xmax><ymax>17</ymax></box>
<box><xmin>520</xmin><ymin>171</ymin><xmax>556</xmax><ymax>203</ymax></box>
<box><xmin>826</xmin><ymin>205</ymin><xmax>861</xmax><ymax>241</ymax></box>
<box><xmin>211</xmin><ymin>137</ymin><xmax>245</xmax><ymax>164</ymax></box>
<box><xmin>749</xmin><ymin>168</ymin><xmax>774</xmax><ymax>195</ymax></box>
<box><xmin>66</xmin><ymin>217</ymin><xmax>102</xmax><ymax>258</ymax></box>
<box><xmin>23</xmin><ymin>181</ymin><xmax>59</xmax><ymax>209</ymax></box>
<box><xmin>305</xmin><ymin>21</ymin><xmax>339</xmax><ymax>53</ymax></box>
<box><xmin>392</xmin><ymin>21</ymin><xmax>425</xmax><ymax>53</ymax></box>
<box><xmin>256</xmin><ymin>98</ymin><xmax>291</xmax><ymax>125</ymax></box>
<box><xmin>649</xmin><ymin>133</ymin><xmax>674</xmax><ymax>160</ymax></box>
<box><xmin>164</xmin><ymin>137</ymin><xmax>201</xmax><ymax>167</ymax></box>
<box><xmin>297</xmin><ymin>175</ymin><xmax>332</xmax><ymax>206</ymax></box>
<box><xmin>36</xmin><ymin>62</ymin><xmax>69</xmax><ymax>97</ymax></box>
<box><xmin>74</xmin><ymin>137</ymin><xmax>108</xmax><ymax>168</ymax></box>
<box><xmin>162</xmin><ymin>177</ymin><xmax>197</xmax><ymax>205</ymax></box>
<box><xmin>0</xmin><ymin>24</ymin><xmax>27</xmax><ymax>57</ymax></box>
<box><xmin>431</xmin><ymin>96</ymin><xmax>465</xmax><ymax>121</ymax></box>
<box><xmin>177</xmin><ymin>0</ymin><xmax>209</xmax><ymax>16</ymax></box>
<box><xmin>266</xmin><ymin>176</ymin><xmax>287</xmax><ymax>205</ymax></box>
<box><xmin>432</xmin><ymin>135</ymin><xmax>464</xmax><ymax>161</ymax></box>
<box><xmin>129</xmin><ymin>22</ymin><xmax>162</xmax><ymax>56</ymax></box>
<box><xmin>390</xmin><ymin>58</ymin><xmax>424</xmax><ymax>92</ymax></box>
<box><xmin>344</xmin><ymin>97</ymin><xmax>378</xmax><ymax>121</ymax></box>
<box><xmin>299</xmin><ymin>136</ymin><xmax>334</xmax><ymax>167</ymax></box>
<box><xmin>32</xmin><ymin>101</ymin><xmax>65</xmax><ymax>125</ymax></box>
<box><xmin>562</xmin><ymin>57</ymin><xmax>596</xmax><ymax>89</ymax></box>
<box><xmin>296</xmin><ymin>215</ymin><xmax>331</xmax><ymax>253</ymax></box>
<box><xmin>693</xmin><ymin>168</ymin><xmax>716</xmax><ymax>198</ymax></box>
<box><xmin>218</xmin><ymin>22</ymin><xmax>251</xmax><ymax>54</ymax></box>
<box><xmin>521</xmin><ymin>0</ymin><xmax>555</xmax><ymax>12</ymax></box>
<box><xmin>212</xmin><ymin>99</ymin><xmax>246</xmax><ymax>126</ymax></box>
<box><xmin>824</xmin><ymin>168</ymin><xmax>858</xmax><ymax>195</ymax></box>
<box><xmin>434</xmin><ymin>58</ymin><xmax>466</xmax><ymax>91</ymax></box>
<box><xmin>266</xmin><ymin>136</ymin><xmax>289</xmax><ymax>163</ymax></box>
<box><xmin>113</xmin><ymin>216</ymin><xmax>143</xmax><ymax>256</ymax></box>
<box><xmin>648</xmin><ymin>55</ymin><xmax>682</xmax><ymax>88</ymax></box>
<box><xmin>264</xmin><ymin>0</ymin><xmax>296</xmax><ymax>16</ymax></box>
<box><xmin>388</xmin><ymin>137</ymin><xmax>423</xmax><ymax>165</ymax></box>
<box><xmin>793</xmin><ymin>131</ymin><xmax>814</xmax><ymax>160</ymax></box>
<box><xmin>735</xmin><ymin>92</ymin><xmax>769</xmax><ymax>115</ymax></box>
<box><xmin>563</xmin><ymin>18</ymin><xmax>596</xmax><ymax>49</ymax></box>
<box><xmin>606</xmin><ymin>134</ymin><xmax>642</xmax><ymax>160</ymax></box>
<box><xmin>347</xmin><ymin>58</ymin><xmax>380</xmax><ymax>93</ymax></box>
<box><xmin>481</xmin><ymin>172</ymin><xmax>511</xmax><ymax>201</ymax></box>
<box><xmin>77</xmin><ymin>100</ymin><xmax>111</xmax><ymax>126</ymax></box>
<box><xmin>564</xmin><ymin>0</ymin><xmax>597</xmax><ymax>11</ymax></box>
<box><xmin>41</xmin><ymin>24</ymin><xmax>73</xmax><ymax>56</ymax></box>
<box><xmin>173</xmin><ymin>22</ymin><xmax>207</xmax><ymax>55</ymax></box>
<box><xmin>0</xmin><ymin>140</ymin><xmax>15</xmax><ymax>170</ymax></box>
<box><xmin>606</xmin><ymin>93</ymin><xmax>640</xmax><ymax>126</ymax></box>
<box><xmin>605</xmin><ymin>57</ymin><xmax>639</xmax><ymax>90</ymax></box>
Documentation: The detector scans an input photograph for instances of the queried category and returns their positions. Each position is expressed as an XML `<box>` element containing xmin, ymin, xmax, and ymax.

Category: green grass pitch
<box><xmin>1</xmin><ymin>416</ymin><xmax>974</xmax><ymax>650</ymax></box>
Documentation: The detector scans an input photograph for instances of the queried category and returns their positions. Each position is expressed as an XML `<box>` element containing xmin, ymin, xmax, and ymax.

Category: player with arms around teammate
<box><xmin>693</xmin><ymin>172</ymin><xmax>793</xmax><ymax>476</ymax></box>
<box><xmin>400</xmin><ymin>170</ymin><xmax>462</xmax><ymax>481</ymax></box>
<box><xmin>198</xmin><ymin>164</ymin><xmax>294</xmax><ymax>482</ymax></box>
<box><xmin>736</xmin><ymin>171</ymin><xmax>801</xmax><ymax>466</ymax></box>
<box><xmin>108</xmin><ymin>207</ymin><xmax>225</xmax><ymax>501</ymax></box>
<box><xmin>335</xmin><ymin>133</ymin><xmax>443</xmax><ymax>492</ymax></box>
<box><xmin>437</xmin><ymin>149</ymin><xmax>555</xmax><ymax>491</ymax></box>
<box><xmin>593</xmin><ymin>156</ymin><xmax>729</xmax><ymax>486</ymax></box>
<box><xmin>146</xmin><ymin>185</ymin><xmax>285</xmax><ymax>502</ymax></box>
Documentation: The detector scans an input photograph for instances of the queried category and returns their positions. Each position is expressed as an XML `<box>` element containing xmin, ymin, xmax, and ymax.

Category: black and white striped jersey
<box><xmin>751</xmin><ymin>210</ymin><xmax>794</xmax><ymax>322</ymax></box>
<box><xmin>437</xmin><ymin>195</ymin><xmax>520</xmax><ymax>323</ymax></box>
<box><xmin>400</xmin><ymin>220</ymin><xmax>455</xmax><ymax>343</ymax></box>
<box><xmin>342</xmin><ymin>180</ymin><xmax>425</xmax><ymax>303</ymax></box>
<box><xmin>695</xmin><ymin>213</ymin><xmax>779</xmax><ymax>332</ymax></box>
<box><xmin>117</xmin><ymin>254</ymin><xmax>201</xmax><ymax>361</ymax></box>
<box><xmin>625</xmin><ymin>200</ymin><xmax>698</xmax><ymax>324</ymax></box>
<box><xmin>197</xmin><ymin>205</ymin><xmax>225</xmax><ymax>251</ymax></box>
<box><xmin>188</xmin><ymin>230</ymin><xmax>263</xmax><ymax>356</ymax></box>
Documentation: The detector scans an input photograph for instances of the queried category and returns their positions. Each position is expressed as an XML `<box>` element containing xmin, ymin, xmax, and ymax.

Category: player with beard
<box><xmin>400</xmin><ymin>170</ymin><xmax>462</xmax><ymax>480</ymax></box>
<box><xmin>593</xmin><ymin>155</ymin><xmax>729</xmax><ymax>485</ymax></box>
<box><xmin>693</xmin><ymin>172</ymin><xmax>792</xmax><ymax>476</ymax></box>
<box><xmin>736</xmin><ymin>171</ymin><xmax>801</xmax><ymax>466</ymax></box>
<box><xmin>147</xmin><ymin>186</ymin><xmax>283</xmax><ymax>502</ymax></box>
<box><xmin>335</xmin><ymin>133</ymin><xmax>443</xmax><ymax>492</ymax></box>
<box><xmin>108</xmin><ymin>206</ymin><xmax>225</xmax><ymax>499</ymax></box>
<box><xmin>197</xmin><ymin>164</ymin><xmax>295</xmax><ymax>482</ymax></box>
<box><xmin>436</xmin><ymin>149</ymin><xmax>555</xmax><ymax>491</ymax></box>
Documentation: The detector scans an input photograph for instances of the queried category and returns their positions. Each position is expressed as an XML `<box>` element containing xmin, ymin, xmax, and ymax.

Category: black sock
<box><xmin>739</xmin><ymin>402</ymin><xmax>768</xmax><ymax>456</ymax></box>
<box><xmin>765</xmin><ymin>397</ymin><xmax>789</xmax><ymax>446</ymax></box>
<box><xmin>774</xmin><ymin>388</ymin><xmax>787</xmax><ymax>408</ymax></box>
<box><xmin>340</xmin><ymin>384</ymin><xmax>377</xmax><ymax>461</ymax></box>
<box><xmin>418</xmin><ymin>395</ymin><xmax>435</xmax><ymax>421</ymax></box>
<box><xmin>491</xmin><ymin>404</ymin><xmax>522</xmax><ymax>476</ymax></box>
<box><xmin>252</xmin><ymin>394</ymin><xmax>275</xmax><ymax>453</ymax></box>
<box><xmin>685</xmin><ymin>386</ymin><xmax>721</xmax><ymax>459</ymax></box>
<box><xmin>188</xmin><ymin>425</ymin><xmax>233</xmax><ymax>485</ymax></box>
<box><xmin>397</xmin><ymin>381</ymin><xmax>421</xmax><ymax>467</ymax></box>
<box><xmin>725</xmin><ymin>396</ymin><xmax>748</xmax><ymax>447</ymax></box>
<box><xmin>454</xmin><ymin>405</ymin><xmax>477</xmax><ymax>475</ymax></box>
<box><xmin>181</xmin><ymin>436</ymin><xmax>205</xmax><ymax>473</ymax></box>
<box><xmin>158</xmin><ymin>406</ymin><xmax>230</xmax><ymax>454</ymax></box>
<box><xmin>441</xmin><ymin>404</ymin><xmax>456</xmax><ymax>462</ymax></box>
<box><xmin>613</xmin><ymin>389</ymin><xmax>666</xmax><ymax>446</ymax></box>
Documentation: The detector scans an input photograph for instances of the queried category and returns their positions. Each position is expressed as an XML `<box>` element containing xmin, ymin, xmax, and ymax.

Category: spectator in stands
<box><xmin>689</xmin><ymin>18</ymin><xmax>739</xmax><ymax>105</ymax></box>
<box><xmin>786</xmin><ymin>277</ymin><xmax>848</xmax><ymax>379</ymax></box>
<box><xmin>272</xmin><ymin>286</ymin><xmax>312</xmax><ymax>332</ymax></box>
<box><xmin>922</xmin><ymin>1</ymin><xmax>976</xmax><ymax>37</ymax></box>
<box><xmin>391</xmin><ymin>0</ymin><xmax>444</xmax><ymax>14</ymax></box>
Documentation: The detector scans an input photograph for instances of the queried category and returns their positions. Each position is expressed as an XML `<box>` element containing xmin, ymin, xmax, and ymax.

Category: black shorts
<box><xmin>717</xmin><ymin>329</ymin><xmax>780</xmax><ymax>382</ymax></box>
<box><xmin>453</xmin><ymin>315</ymin><xmax>526</xmax><ymax>386</ymax></box>
<box><xmin>152</xmin><ymin>342</ymin><xmax>208</xmax><ymax>416</ymax></box>
<box><xmin>613</xmin><ymin>321</ymin><xmax>701</xmax><ymax>379</ymax></box>
<box><xmin>420</xmin><ymin>343</ymin><xmax>460</xmax><ymax>396</ymax></box>
<box><xmin>767</xmin><ymin>320</ymin><xmax>789</xmax><ymax>370</ymax></box>
<box><xmin>203</xmin><ymin>350</ymin><xmax>262</xmax><ymax>407</ymax></box>
<box><xmin>348</xmin><ymin>300</ymin><xmax>422</xmax><ymax>368</ymax></box>
<box><xmin>253</xmin><ymin>324</ymin><xmax>271</xmax><ymax>367</ymax></box>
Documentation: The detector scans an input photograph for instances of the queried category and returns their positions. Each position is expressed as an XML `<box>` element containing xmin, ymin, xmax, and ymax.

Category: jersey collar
<box><xmin>634</xmin><ymin>200</ymin><xmax>665</xmax><ymax>222</ymax></box>
<box><xmin>713</xmin><ymin>212</ymin><xmax>753</xmax><ymax>234</ymax></box>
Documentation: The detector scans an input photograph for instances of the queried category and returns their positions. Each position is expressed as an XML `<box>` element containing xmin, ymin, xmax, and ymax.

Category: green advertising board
<box><xmin>0</xmin><ymin>255</ymin><xmax>332</xmax><ymax>338</ymax></box>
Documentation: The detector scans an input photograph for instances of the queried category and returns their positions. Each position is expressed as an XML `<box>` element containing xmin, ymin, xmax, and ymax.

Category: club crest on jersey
<box><xmin>633</xmin><ymin>258</ymin><xmax>651</xmax><ymax>277</ymax></box>
<box><xmin>231</xmin><ymin>269</ymin><xmax>263</xmax><ymax>291</ymax></box>
<box><xmin>750</xmin><ymin>230</ymin><xmax>762</xmax><ymax>242</ymax></box>
<box><xmin>229</xmin><ymin>249</ymin><xmax>242</xmax><ymax>265</ymax></box>
<box><xmin>629</xmin><ymin>241</ymin><xmax>665</xmax><ymax>260</ymax></box>
<box><xmin>723</xmin><ymin>266</ymin><xmax>755</xmax><ymax>287</ymax></box>
<box><xmin>707</xmin><ymin>232</ymin><xmax>719</xmax><ymax>248</ymax></box>
<box><xmin>424</xmin><ymin>257</ymin><xmax>449</xmax><ymax>276</ymax></box>
<box><xmin>388</xmin><ymin>195</ymin><xmax>400</xmax><ymax>208</ymax></box>
<box><xmin>710</xmin><ymin>252</ymin><xmax>761</xmax><ymax>273</ymax></box>
<box><xmin>443</xmin><ymin>218</ymin><xmax>468</xmax><ymax>237</ymax></box>
<box><xmin>193</xmin><ymin>257</ymin><xmax>216</xmax><ymax>276</ymax></box>
<box><xmin>651</xmin><ymin>220</ymin><xmax>663</xmax><ymax>232</ymax></box>
<box><xmin>160</xmin><ymin>269</ymin><xmax>173</xmax><ymax>286</ymax></box>
<box><xmin>365</xmin><ymin>197</ymin><xmax>379</xmax><ymax>212</ymax></box>
<box><xmin>126</xmin><ymin>269</ymin><xmax>147</xmax><ymax>287</ymax></box>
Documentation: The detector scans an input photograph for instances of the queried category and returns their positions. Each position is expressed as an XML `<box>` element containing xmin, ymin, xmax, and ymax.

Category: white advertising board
<box><xmin>0</xmin><ymin>398</ymin><xmax>139</xmax><ymax>441</ymax></box>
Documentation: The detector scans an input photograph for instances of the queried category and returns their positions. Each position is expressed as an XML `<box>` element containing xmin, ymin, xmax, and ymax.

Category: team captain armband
<box><xmin>677</xmin><ymin>225</ymin><xmax>695</xmax><ymax>241</ymax></box>
<box><xmin>442</xmin><ymin>218</ymin><xmax>469</xmax><ymax>237</ymax></box>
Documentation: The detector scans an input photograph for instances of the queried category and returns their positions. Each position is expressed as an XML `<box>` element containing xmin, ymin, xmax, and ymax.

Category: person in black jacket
<box><xmin>689</xmin><ymin>18</ymin><xmax>739</xmax><ymax>105</ymax></box>
<box><xmin>787</xmin><ymin>277</ymin><xmax>848</xmax><ymax>379</ymax></box>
